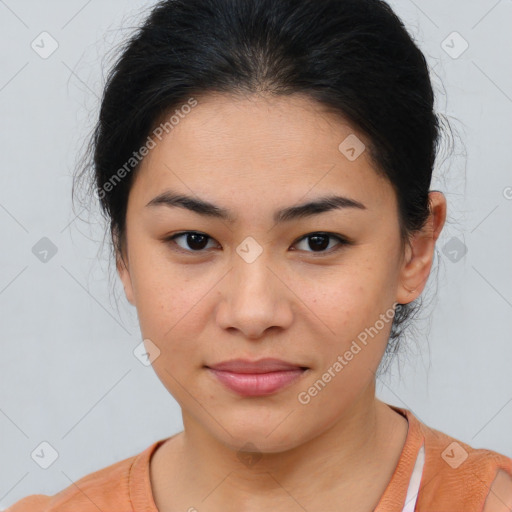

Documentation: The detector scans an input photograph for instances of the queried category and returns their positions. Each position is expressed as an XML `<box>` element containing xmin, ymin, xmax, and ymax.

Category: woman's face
<box><xmin>118</xmin><ymin>93</ymin><xmax>433</xmax><ymax>452</ymax></box>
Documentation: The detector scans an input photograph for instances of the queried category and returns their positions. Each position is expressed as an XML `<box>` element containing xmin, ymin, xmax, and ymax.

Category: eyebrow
<box><xmin>145</xmin><ymin>189</ymin><xmax>367</xmax><ymax>224</ymax></box>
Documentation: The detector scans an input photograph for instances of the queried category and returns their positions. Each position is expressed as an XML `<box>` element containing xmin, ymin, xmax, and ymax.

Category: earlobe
<box><xmin>117</xmin><ymin>256</ymin><xmax>135</xmax><ymax>306</ymax></box>
<box><xmin>395</xmin><ymin>191</ymin><xmax>447</xmax><ymax>305</ymax></box>
<box><xmin>395</xmin><ymin>233</ymin><xmax>432</xmax><ymax>304</ymax></box>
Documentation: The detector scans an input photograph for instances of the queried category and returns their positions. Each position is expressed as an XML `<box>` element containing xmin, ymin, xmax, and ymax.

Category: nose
<box><xmin>215</xmin><ymin>249</ymin><xmax>294</xmax><ymax>339</ymax></box>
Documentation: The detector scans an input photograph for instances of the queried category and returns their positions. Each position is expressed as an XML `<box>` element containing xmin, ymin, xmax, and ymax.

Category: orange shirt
<box><xmin>6</xmin><ymin>404</ymin><xmax>512</xmax><ymax>511</ymax></box>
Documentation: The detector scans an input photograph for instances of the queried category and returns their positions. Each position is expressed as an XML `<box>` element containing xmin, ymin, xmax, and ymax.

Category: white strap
<box><xmin>401</xmin><ymin>441</ymin><xmax>425</xmax><ymax>512</ymax></box>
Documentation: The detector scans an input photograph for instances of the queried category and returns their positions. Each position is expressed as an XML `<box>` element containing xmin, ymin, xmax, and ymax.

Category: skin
<box><xmin>117</xmin><ymin>92</ymin><xmax>447</xmax><ymax>511</ymax></box>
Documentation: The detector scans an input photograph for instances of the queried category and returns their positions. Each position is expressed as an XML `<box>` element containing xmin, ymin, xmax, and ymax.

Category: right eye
<box><xmin>164</xmin><ymin>231</ymin><xmax>219</xmax><ymax>254</ymax></box>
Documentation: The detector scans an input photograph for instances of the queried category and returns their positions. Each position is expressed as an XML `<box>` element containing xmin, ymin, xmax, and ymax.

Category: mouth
<box><xmin>206</xmin><ymin>357</ymin><xmax>309</xmax><ymax>373</ymax></box>
<box><xmin>205</xmin><ymin>358</ymin><xmax>309</xmax><ymax>396</ymax></box>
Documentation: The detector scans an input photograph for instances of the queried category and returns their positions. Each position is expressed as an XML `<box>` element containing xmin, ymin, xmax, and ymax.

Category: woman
<box><xmin>7</xmin><ymin>0</ymin><xmax>512</xmax><ymax>510</ymax></box>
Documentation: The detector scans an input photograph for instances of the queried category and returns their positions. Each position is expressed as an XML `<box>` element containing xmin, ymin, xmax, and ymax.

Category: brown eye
<box><xmin>292</xmin><ymin>232</ymin><xmax>351</xmax><ymax>254</ymax></box>
<box><xmin>166</xmin><ymin>232</ymin><xmax>218</xmax><ymax>253</ymax></box>
<box><xmin>164</xmin><ymin>231</ymin><xmax>352</xmax><ymax>256</ymax></box>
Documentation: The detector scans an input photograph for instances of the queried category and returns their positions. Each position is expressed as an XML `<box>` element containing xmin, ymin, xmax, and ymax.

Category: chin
<box><xmin>210</xmin><ymin>420</ymin><xmax>311</xmax><ymax>455</ymax></box>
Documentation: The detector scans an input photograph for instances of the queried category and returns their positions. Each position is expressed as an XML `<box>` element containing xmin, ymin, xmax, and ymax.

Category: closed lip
<box><xmin>206</xmin><ymin>358</ymin><xmax>308</xmax><ymax>374</ymax></box>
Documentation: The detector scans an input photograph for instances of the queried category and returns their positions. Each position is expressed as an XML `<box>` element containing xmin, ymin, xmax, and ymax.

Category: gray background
<box><xmin>1</xmin><ymin>0</ymin><xmax>511</xmax><ymax>508</ymax></box>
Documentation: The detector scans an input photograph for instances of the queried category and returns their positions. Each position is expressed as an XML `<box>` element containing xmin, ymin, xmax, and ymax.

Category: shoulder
<box><xmin>482</xmin><ymin>469</ymin><xmax>512</xmax><ymax>512</ymax></box>
<box><xmin>4</xmin><ymin>450</ymin><xmax>139</xmax><ymax>512</ymax></box>
<box><xmin>412</xmin><ymin>414</ymin><xmax>512</xmax><ymax>509</ymax></box>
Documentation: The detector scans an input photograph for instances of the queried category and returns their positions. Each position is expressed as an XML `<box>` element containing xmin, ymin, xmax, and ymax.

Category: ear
<box><xmin>117</xmin><ymin>253</ymin><xmax>136</xmax><ymax>306</ymax></box>
<box><xmin>395</xmin><ymin>191</ymin><xmax>447</xmax><ymax>305</ymax></box>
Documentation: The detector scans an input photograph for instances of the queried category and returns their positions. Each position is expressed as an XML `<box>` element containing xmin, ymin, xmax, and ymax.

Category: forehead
<box><xmin>131</xmin><ymin>92</ymin><xmax>395</xmax><ymax>214</ymax></box>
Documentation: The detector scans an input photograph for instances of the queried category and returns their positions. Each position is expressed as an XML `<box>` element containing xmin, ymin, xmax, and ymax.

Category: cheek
<box><xmin>128</xmin><ymin>252</ymin><xmax>209</xmax><ymax>348</ymax></box>
<box><xmin>302</xmin><ymin>263</ymin><xmax>394</xmax><ymax>360</ymax></box>
<box><xmin>301</xmin><ymin>263</ymin><xmax>377</xmax><ymax>326</ymax></box>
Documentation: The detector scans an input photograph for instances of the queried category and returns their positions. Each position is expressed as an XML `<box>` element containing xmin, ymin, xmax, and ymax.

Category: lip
<box><xmin>206</xmin><ymin>358</ymin><xmax>309</xmax><ymax>396</ymax></box>
<box><xmin>206</xmin><ymin>357</ymin><xmax>308</xmax><ymax>373</ymax></box>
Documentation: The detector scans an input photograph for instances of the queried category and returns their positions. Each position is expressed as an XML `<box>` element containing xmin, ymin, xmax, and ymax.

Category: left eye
<box><xmin>165</xmin><ymin>231</ymin><xmax>350</xmax><ymax>255</ymax></box>
<box><xmin>293</xmin><ymin>233</ymin><xmax>348</xmax><ymax>253</ymax></box>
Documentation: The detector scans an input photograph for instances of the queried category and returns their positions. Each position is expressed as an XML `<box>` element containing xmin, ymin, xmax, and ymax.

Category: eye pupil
<box><xmin>187</xmin><ymin>233</ymin><xmax>208</xmax><ymax>250</ymax></box>
<box><xmin>308</xmin><ymin>235</ymin><xmax>329</xmax><ymax>251</ymax></box>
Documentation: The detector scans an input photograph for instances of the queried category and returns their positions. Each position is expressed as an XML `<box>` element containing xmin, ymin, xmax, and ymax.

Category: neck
<box><xmin>166</xmin><ymin>393</ymin><xmax>404</xmax><ymax>509</ymax></box>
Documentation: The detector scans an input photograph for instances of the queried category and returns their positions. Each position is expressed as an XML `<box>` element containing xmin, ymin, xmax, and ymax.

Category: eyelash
<box><xmin>163</xmin><ymin>231</ymin><xmax>353</xmax><ymax>256</ymax></box>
